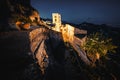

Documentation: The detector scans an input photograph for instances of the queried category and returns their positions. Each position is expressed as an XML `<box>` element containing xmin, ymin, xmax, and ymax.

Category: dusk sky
<box><xmin>31</xmin><ymin>0</ymin><xmax>120</xmax><ymax>27</ymax></box>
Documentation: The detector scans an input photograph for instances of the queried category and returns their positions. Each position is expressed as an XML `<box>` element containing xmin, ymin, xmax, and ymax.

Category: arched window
<box><xmin>55</xmin><ymin>19</ymin><xmax>57</xmax><ymax>22</ymax></box>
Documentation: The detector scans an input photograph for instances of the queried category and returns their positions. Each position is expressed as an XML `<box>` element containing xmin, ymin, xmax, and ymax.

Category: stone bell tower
<box><xmin>52</xmin><ymin>13</ymin><xmax>61</xmax><ymax>32</ymax></box>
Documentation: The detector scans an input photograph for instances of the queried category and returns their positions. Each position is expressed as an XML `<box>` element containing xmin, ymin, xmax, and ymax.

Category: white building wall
<box><xmin>52</xmin><ymin>13</ymin><xmax>61</xmax><ymax>32</ymax></box>
<box><xmin>66</xmin><ymin>24</ymin><xmax>74</xmax><ymax>42</ymax></box>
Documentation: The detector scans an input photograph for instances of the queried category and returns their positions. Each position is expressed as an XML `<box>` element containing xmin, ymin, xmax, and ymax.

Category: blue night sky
<box><xmin>31</xmin><ymin>0</ymin><xmax>120</xmax><ymax>27</ymax></box>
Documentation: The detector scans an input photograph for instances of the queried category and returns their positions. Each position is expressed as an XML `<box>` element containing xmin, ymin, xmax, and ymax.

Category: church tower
<box><xmin>52</xmin><ymin>13</ymin><xmax>61</xmax><ymax>32</ymax></box>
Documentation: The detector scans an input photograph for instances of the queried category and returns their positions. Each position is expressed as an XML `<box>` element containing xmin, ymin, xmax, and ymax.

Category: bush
<box><xmin>81</xmin><ymin>32</ymin><xmax>117</xmax><ymax>63</ymax></box>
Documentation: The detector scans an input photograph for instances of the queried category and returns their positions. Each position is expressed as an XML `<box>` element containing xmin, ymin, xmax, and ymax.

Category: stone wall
<box><xmin>61</xmin><ymin>24</ymin><xmax>74</xmax><ymax>42</ymax></box>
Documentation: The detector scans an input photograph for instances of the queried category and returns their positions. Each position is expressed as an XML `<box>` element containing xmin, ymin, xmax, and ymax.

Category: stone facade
<box><xmin>51</xmin><ymin>13</ymin><xmax>87</xmax><ymax>44</ymax></box>
<box><xmin>52</xmin><ymin>13</ymin><xmax>75</xmax><ymax>42</ymax></box>
<box><xmin>61</xmin><ymin>24</ymin><xmax>74</xmax><ymax>42</ymax></box>
<box><xmin>52</xmin><ymin>13</ymin><xmax>61</xmax><ymax>32</ymax></box>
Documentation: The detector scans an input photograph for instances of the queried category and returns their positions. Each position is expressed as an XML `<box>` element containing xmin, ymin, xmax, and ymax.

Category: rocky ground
<box><xmin>0</xmin><ymin>25</ymin><xmax>120</xmax><ymax>80</ymax></box>
<box><xmin>0</xmin><ymin>27</ymin><xmax>82</xmax><ymax>80</ymax></box>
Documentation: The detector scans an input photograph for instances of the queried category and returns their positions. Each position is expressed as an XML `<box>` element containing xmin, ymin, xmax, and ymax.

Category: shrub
<box><xmin>81</xmin><ymin>32</ymin><xmax>117</xmax><ymax>63</ymax></box>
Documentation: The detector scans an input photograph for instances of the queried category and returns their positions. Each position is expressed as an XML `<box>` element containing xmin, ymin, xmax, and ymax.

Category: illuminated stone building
<box><xmin>52</xmin><ymin>13</ymin><xmax>61</xmax><ymax>32</ymax></box>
